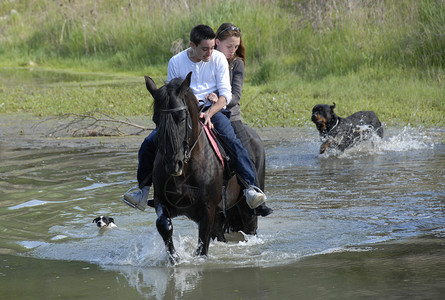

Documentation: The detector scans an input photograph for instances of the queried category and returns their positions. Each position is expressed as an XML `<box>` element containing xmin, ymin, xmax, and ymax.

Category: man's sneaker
<box><xmin>122</xmin><ymin>186</ymin><xmax>150</xmax><ymax>211</ymax></box>
<box><xmin>244</xmin><ymin>185</ymin><xmax>267</xmax><ymax>209</ymax></box>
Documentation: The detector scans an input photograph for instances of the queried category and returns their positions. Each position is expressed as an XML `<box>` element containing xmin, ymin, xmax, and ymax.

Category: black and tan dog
<box><xmin>311</xmin><ymin>103</ymin><xmax>383</xmax><ymax>154</ymax></box>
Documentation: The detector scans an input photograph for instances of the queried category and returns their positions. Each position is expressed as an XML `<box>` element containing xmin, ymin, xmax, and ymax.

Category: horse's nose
<box><xmin>175</xmin><ymin>160</ymin><xmax>183</xmax><ymax>176</ymax></box>
<box><xmin>165</xmin><ymin>159</ymin><xmax>183</xmax><ymax>176</ymax></box>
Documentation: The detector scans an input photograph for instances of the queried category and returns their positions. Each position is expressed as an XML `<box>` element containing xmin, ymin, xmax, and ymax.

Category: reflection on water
<box><xmin>2</xmin><ymin>236</ymin><xmax>445</xmax><ymax>299</ymax></box>
<box><xmin>0</xmin><ymin>125</ymin><xmax>444</xmax><ymax>299</ymax></box>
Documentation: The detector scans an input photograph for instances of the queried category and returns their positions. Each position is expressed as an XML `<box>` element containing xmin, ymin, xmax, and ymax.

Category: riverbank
<box><xmin>1</xmin><ymin>113</ymin><xmax>444</xmax><ymax>152</ymax></box>
<box><xmin>1</xmin><ymin>66</ymin><xmax>444</xmax><ymax>128</ymax></box>
<box><xmin>1</xmin><ymin>1</ymin><xmax>443</xmax><ymax>128</ymax></box>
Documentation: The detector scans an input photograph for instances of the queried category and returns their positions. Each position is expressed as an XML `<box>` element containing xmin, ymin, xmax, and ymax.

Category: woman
<box><xmin>214</xmin><ymin>23</ymin><xmax>272</xmax><ymax>217</ymax></box>
<box><xmin>214</xmin><ymin>23</ymin><xmax>253</xmax><ymax>157</ymax></box>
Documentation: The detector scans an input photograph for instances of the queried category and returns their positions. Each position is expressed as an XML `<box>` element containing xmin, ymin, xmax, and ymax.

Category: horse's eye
<box><xmin>176</xmin><ymin>111</ymin><xmax>186</xmax><ymax>123</ymax></box>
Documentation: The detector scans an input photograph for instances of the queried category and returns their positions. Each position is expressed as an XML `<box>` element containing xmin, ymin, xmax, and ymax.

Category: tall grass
<box><xmin>0</xmin><ymin>0</ymin><xmax>443</xmax><ymax>126</ymax></box>
<box><xmin>1</xmin><ymin>0</ymin><xmax>443</xmax><ymax>75</ymax></box>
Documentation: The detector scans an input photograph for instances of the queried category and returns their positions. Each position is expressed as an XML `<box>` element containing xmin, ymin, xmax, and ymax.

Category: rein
<box><xmin>158</xmin><ymin>104</ymin><xmax>205</xmax><ymax>165</ymax></box>
<box><xmin>183</xmin><ymin>99</ymin><xmax>210</xmax><ymax>163</ymax></box>
<box><xmin>185</xmin><ymin>125</ymin><xmax>204</xmax><ymax>163</ymax></box>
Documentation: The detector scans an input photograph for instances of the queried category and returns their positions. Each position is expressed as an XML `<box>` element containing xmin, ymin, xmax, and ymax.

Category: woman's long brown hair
<box><xmin>215</xmin><ymin>23</ymin><xmax>245</xmax><ymax>65</ymax></box>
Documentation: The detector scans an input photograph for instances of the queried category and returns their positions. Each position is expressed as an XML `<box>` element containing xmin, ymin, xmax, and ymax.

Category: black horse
<box><xmin>145</xmin><ymin>72</ymin><xmax>264</xmax><ymax>262</ymax></box>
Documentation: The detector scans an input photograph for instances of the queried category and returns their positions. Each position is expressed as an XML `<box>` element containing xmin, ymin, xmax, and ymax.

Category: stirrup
<box><xmin>121</xmin><ymin>186</ymin><xmax>144</xmax><ymax>211</ymax></box>
<box><xmin>122</xmin><ymin>197</ymin><xmax>155</xmax><ymax>210</ymax></box>
<box><xmin>244</xmin><ymin>185</ymin><xmax>267</xmax><ymax>209</ymax></box>
<box><xmin>122</xmin><ymin>196</ymin><xmax>138</xmax><ymax>209</ymax></box>
<box><xmin>249</xmin><ymin>185</ymin><xmax>266</xmax><ymax>197</ymax></box>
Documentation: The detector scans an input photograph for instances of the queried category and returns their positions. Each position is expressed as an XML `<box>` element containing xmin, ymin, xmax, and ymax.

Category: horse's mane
<box><xmin>153</xmin><ymin>77</ymin><xmax>200</xmax><ymax>136</ymax></box>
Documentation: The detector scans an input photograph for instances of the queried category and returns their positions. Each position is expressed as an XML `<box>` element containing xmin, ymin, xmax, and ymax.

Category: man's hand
<box><xmin>200</xmin><ymin>112</ymin><xmax>214</xmax><ymax>130</ymax></box>
<box><xmin>199</xmin><ymin>95</ymin><xmax>227</xmax><ymax>131</ymax></box>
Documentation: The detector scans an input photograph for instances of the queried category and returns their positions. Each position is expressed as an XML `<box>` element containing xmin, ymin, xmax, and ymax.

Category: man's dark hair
<box><xmin>190</xmin><ymin>24</ymin><xmax>216</xmax><ymax>45</ymax></box>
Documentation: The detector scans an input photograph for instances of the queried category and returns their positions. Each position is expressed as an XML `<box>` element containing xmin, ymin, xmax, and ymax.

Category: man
<box><xmin>123</xmin><ymin>24</ymin><xmax>272</xmax><ymax>216</ymax></box>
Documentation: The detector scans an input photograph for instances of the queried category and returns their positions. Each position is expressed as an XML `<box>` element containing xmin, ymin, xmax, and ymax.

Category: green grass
<box><xmin>242</xmin><ymin>67</ymin><xmax>444</xmax><ymax>127</ymax></box>
<box><xmin>0</xmin><ymin>0</ymin><xmax>443</xmax><ymax>127</ymax></box>
<box><xmin>1</xmin><ymin>67</ymin><xmax>442</xmax><ymax>127</ymax></box>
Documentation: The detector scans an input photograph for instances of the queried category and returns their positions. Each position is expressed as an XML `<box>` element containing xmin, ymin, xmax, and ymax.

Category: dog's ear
<box><xmin>109</xmin><ymin>218</ymin><xmax>115</xmax><ymax>223</ymax></box>
<box><xmin>92</xmin><ymin>217</ymin><xmax>99</xmax><ymax>223</ymax></box>
<box><xmin>330</xmin><ymin>103</ymin><xmax>336</xmax><ymax>112</ymax></box>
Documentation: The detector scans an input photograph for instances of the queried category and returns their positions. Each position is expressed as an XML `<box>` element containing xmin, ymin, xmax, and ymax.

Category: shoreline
<box><xmin>1</xmin><ymin>112</ymin><xmax>443</xmax><ymax>142</ymax></box>
<box><xmin>0</xmin><ymin>113</ymin><xmax>314</xmax><ymax>149</ymax></box>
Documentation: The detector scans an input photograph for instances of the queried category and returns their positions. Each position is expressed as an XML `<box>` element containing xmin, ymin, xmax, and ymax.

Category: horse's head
<box><xmin>145</xmin><ymin>72</ymin><xmax>196</xmax><ymax>176</ymax></box>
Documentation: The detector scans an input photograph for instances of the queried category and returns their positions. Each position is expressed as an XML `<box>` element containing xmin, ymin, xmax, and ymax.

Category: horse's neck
<box><xmin>191</xmin><ymin>119</ymin><xmax>204</xmax><ymax>149</ymax></box>
<box><xmin>185</xmin><ymin>98</ymin><xmax>207</xmax><ymax>153</ymax></box>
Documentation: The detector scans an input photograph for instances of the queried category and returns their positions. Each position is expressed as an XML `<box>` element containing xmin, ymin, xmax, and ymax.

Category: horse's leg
<box><xmin>211</xmin><ymin>212</ymin><xmax>227</xmax><ymax>242</ymax></box>
<box><xmin>196</xmin><ymin>206</ymin><xmax>216</xmax><ymax>256</ymax></box>
<box><xmin>155</xmin><ymin>203</ymin><xmax>179</xmax><ymax>263</ymax></box>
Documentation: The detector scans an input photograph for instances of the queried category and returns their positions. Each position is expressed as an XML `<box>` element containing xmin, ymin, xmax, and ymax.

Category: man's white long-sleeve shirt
<box><xmin>167</xmin><ymin>48</ymin><xmax>232</xmax><ymax>106</ymax></box>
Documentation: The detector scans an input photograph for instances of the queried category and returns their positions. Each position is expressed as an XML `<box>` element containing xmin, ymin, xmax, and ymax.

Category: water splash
<box><xmin>27</xmin><ymin>229</ymin><xmax>293</xmax><ymax>268</ymax></box>
<box><xmin>378</xmin><ymin>126</ymin><xmax>435</xmax><ymax>152</ymax></box>
<box><xmin>322</xmin><ymin>126</ymin><xmax>436</xmax><ymax>158</ymax></box>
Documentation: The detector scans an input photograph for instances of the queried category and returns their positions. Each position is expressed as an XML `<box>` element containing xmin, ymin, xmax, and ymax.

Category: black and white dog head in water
<box><xmin>92</xmin><ymin>216</ymin><xmax>117</xmax><ymax>229</ymax></box>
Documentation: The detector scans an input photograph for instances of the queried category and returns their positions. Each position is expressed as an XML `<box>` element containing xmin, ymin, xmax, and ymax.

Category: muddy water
<box><xmin>1</xmin><ymin>115</ymin><xmax>444</xmax><ymax>299</ymax></box>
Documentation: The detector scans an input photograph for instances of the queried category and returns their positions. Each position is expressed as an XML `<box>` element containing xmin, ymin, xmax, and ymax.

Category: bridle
<box><xmin>158</xmin><ymin>104</ymin><xmax>204</xmax><ymax>165</ymax></box>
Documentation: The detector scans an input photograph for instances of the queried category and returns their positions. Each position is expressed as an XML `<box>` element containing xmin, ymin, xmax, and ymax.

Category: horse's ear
<box><xmin>177</xmin><ymin>72</ymin><xmax>192</xmax><ymax>96</ymax></box>
<box><xmin>144</xmin><ymin>76</ymin><xmax>158</xmax><ymax>96</ymax></box>
<box><xmin>330</xmin><ymin>102</ymin><xmax>336</xmax><ymax>111</ymax></box>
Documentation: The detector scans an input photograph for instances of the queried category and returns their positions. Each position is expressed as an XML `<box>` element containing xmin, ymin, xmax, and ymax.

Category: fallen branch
<box><xmin>39</xmin><ymin>110</ymin><xmax>153</xmax><ymax>137</ymax></box>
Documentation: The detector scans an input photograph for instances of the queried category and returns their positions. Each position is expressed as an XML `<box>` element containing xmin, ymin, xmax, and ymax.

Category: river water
<box><xmin>1</xmin><ymin>113</ymin><xmax>444</xmax><ymax>299</ymax></box>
